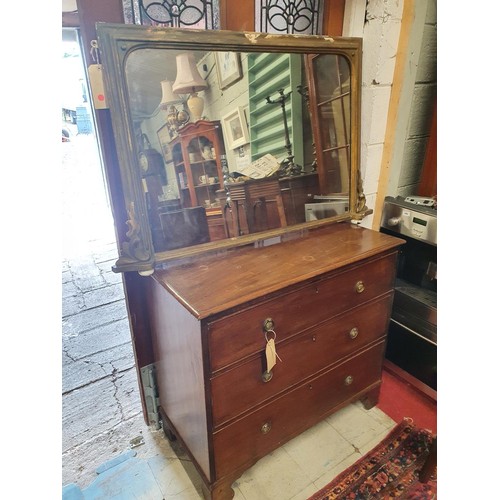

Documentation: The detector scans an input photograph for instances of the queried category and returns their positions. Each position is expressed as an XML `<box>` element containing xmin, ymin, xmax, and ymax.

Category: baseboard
<box><xmin>383</xmin><ymin>359</ymin><xmax>437</xmax><ymax>403</ymax></box>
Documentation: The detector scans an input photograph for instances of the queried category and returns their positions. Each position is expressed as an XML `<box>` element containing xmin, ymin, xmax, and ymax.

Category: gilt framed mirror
<box><xmin>96</xmin><ymin>24</ymin><xmax>370</xmax><ymax>274</ymax></box>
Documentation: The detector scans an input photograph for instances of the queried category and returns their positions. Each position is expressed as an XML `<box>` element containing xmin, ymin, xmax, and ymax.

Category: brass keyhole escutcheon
<box><xmin>262</xmin><ymin>370</ymin><xmax>273</xmax><ymax>383</ymax></box>
<box><xmin>355</xmin><ymin>281</ymin><xmax>365</xmax><ymax>293</ymax></box>
<box><xmin>344</xmin><ymin>375</ymin><xmax>354</xmax><ymax>386</ymax></box>
<box><xmin>263</xmin><ymin>318</ymin><xmax>275</xmax><ymax>332</ymax></box>
<box><xmin>349</xmin><ymin>327</ymin><xmax>359</xmax><ymax>339</ymax></box>
<box><xmin>261</xmin><ymin>422</ymin><xmax>271</xmax><ymax>434</ymax></box>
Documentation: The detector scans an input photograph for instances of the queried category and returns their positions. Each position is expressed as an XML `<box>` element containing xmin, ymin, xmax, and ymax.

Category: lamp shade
<box><xmin>172</xmin><ymin>53</ymin><xmax>208</xmax><ymax>94</ymax></box>
<box><xmin>159</xmin><ymin>80</ymin><xmax>182</xmax><ymax>109</ymax></box>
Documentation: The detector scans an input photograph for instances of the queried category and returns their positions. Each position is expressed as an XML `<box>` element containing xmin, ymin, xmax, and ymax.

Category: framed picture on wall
<box><xmin>157</xmin><ymin>123</ymin><xmax>173</xmax><ymax>162</ymax></box>
<box><xmin>221</xmin><ymin>106</ymin><xmax>249</xmax><ymax>149</ymax></box>
<box><xmin>215</xmin><ymin>51</ymin><xmax>243</xmax><ymax>90</ymax></box>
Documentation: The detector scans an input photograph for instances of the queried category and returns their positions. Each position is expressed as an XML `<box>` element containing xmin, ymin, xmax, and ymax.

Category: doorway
<box><xmin>62</xmin><ymin>28</ymin><xmax>115</xmax><ymax>259</ymax></box>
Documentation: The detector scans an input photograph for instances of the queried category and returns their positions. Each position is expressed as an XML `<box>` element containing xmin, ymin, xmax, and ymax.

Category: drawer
<box><xmin>208</xmin><ymin>252</ymin><xmax>397</xmax><ymax>372</ymax></box>
<box><xmin>212</xmin><ymin>341</ymin><xmax>386</xmax><ymax>479</ymax></box>
<box><xmin>211</xmin><ymin>294</ymin><xmax>393</xmax><ymax>428</ymax></box>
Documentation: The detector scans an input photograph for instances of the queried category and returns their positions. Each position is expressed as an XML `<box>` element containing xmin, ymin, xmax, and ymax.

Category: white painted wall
<box><xmin>343</xmin><ymin>0</ymin><xmax>436</xmax><ymax>228</ymax></box>
<box><xmin>343</xmin><ymin>0</ymin><xmax>404</xmax><ymax>228</ymax></box>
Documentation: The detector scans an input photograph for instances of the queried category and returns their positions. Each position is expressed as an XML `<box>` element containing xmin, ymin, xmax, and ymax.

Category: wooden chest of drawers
<box><xmin>147</xmin><ymin>223</ymin><xmax>403</xmax><ymax>499</ymax></box>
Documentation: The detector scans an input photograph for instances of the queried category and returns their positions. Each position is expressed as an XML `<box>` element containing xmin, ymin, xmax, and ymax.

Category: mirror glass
<box><xmin>124</xmin><ymin>47</ymin><xmax>352</xmax><ymax>253</ymax></box>
<box><xmin>96</xmin><ymin>25</ymin><xmax>367</xmax><ymax>271</ymax></box>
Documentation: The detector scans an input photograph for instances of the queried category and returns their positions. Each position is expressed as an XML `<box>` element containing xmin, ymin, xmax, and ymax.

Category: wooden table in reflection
<box><xmin>217</xmin><ymin>173</ymin><xmax>319</xmax><ymax>238</ymax></box>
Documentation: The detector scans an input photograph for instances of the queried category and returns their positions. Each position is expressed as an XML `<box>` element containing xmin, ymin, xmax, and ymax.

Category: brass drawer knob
<box><xmin>262</xmin><ymin>370</ymin><xmax>273</xmax><ymax>383</ymax></box>
<box><xmin>261</xmin><ymin>422</ymin><xmax>272</xmax><ymax>434</ymax></box>
<box><xmin>344</xmin><ymin>375</ymin><xmax>354</xmax><ymax>386</ymax></box>
<box><xmin>349</xmin><ymin>327</ymin><xmax>359</xmax><ymax>339</ymax></box>
<box><xmin>355</xmin><ymin>281</ymin><xmax>365</xmax><ymax>293</ymax></box>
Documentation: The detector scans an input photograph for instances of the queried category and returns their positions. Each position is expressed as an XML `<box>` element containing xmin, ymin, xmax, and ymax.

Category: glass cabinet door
<box><xmin>172</xmin><ymin>142</ymin><xmax>191</xmax><ymax>207</ymax></box>
<box><xmin>308</xmin><ymin>54</ymin><xmax>351</xmax><ymax>196</ymax></box>
<box><xmin>187</xmin><ymin>135</ymin><xmax>221</xmax><ymax>209</ymax></box>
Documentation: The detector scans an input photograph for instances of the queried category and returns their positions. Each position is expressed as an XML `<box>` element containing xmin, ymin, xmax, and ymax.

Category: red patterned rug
<box><xmin>308</xmin><ymin>418</ymin><xmax>437</xmax><ymax>499</ymax></box>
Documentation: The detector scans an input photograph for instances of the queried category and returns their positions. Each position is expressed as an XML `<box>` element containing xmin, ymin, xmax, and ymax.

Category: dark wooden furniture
<box><xmin>159</xmin><ymin>207</ymin><xmax>210</xmax><ymax>250</ymax></box>
<box><xmin>280</xmin><ymin>172</ymin><xmax>320</xmax><ymax>225</ymax></box>
<box><xmin>170</xmin><ymin>120</ymin><xmax>227</xmax><ymax>242</ymax></box>
<box><xmin>419</xmin><ymin>436</ymin><xmax>437</xmax><ymax>483</ymax></box>
<box><xmin>146</xmin><ymin>223</ymin><xmax>403</xmax><ymax>499</ymax></box>
<box><xmin>219</xmin><ymin>173</ymin><xmax>320</xmax><ymax>238</ymax></box>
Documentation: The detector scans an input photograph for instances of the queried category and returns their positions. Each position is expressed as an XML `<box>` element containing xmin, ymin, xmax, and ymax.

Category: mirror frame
<box><xmin>96</xmin><ymin>23</ymin><xmax>370</xmax><ymax>274</ymax></box>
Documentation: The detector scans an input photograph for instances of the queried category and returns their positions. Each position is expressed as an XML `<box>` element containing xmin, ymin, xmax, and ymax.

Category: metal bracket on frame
<box><xmin>140</xmin><ymin>363</ymin><xmax>161</xmax><ymax>430</ymax></box>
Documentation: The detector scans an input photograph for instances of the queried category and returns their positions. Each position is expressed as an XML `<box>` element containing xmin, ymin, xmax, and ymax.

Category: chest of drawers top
<box><xmin>153</xmin><ymin>223</ymin><xmax>404</xmax><ymax>319</ymax></box>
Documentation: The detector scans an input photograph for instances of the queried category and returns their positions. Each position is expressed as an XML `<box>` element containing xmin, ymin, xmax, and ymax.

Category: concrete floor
<box><xmin>62</xmin><ymin>127</ymin><xmax>168</xmax><ymax>489</ymax></box>
<box><xmin>61</xmin><ymin>129</ymin><xmax>398</xmax><ymax>499</ymax></box>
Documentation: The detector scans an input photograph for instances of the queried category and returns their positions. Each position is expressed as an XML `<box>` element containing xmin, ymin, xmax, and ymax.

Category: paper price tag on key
<box><xmin>265</xmin><ymin>336</ymin><xmax>282</xmax><ymax>373</ymax></box>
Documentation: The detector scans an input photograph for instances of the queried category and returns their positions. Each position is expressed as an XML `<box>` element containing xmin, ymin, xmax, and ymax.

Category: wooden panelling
<box><xmin>220</xmin><ymin>0</ymin><xmax>255</xmax><ymax>31</ymax></box>
<box><xmin>323</xmin><ymin>0</ymin><xmax>346</xmax><ymax>36</ymax></box>
<box><xmin>418</xmin><ymin>99</ymin><xmax>437</xmax><ymax>198</ymax></box>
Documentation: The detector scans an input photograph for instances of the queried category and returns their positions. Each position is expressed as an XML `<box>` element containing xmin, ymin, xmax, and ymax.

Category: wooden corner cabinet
<box><xmin>170</xmin><ymin>120</ymin><xmax>227</xmax><ymax>242</ymax></box>
<box><xmin>147</xmin><ymin>223</ymin><xmax>404</xmax><ymax>499</ymax></box>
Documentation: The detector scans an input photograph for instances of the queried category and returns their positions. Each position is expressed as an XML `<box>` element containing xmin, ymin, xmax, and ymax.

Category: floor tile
<box><xmin>326</xmin><ymin>403</ymin><xmax>394</xmax><ymax>449</ymax></box>
<box><xmin>357</xmin><ymin>426</ymin><xmax>394</xmax><ymax>456</ymax></box>
<box><xmin>288</xmin><ymin>483</ymin><xmax>319</xmax><ymax>500</ymax></box>
<box><xmin>283</xmin><ymin>419</ymin><xmax>353</xmax><ymax>483</ymax></box>
<box><xmin>312</xmin><ymin>450</ymin><xmax>360</xmax><ymax>492</ymax></box>
<box><xmin>355</xmin><ymin>400</ymin><xmax>396</xmax><ymax>429</ymax></box>
<box><xmin>234</xmin><ymin>447</ymin><xmax>311</xmax><ymax>500</ymax></box>
<box><xmin>148</xmin><ymin>455</ymin><xmax>202</xmax><ymax>499</ymax></box>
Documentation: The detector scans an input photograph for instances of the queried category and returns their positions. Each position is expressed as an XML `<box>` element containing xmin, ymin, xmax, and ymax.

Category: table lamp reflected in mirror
<box><xmin>159</xmin><ymin>80</ymin><xmax>189</xmax><ymax>135</ymax></box>
<box><xmin>172</xmin><ymin>52</ymin><xmax>208</xmax><ymax>122</ymax></box>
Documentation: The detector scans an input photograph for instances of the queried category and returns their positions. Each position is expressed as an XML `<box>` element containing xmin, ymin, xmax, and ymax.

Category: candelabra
<box><xmin>297</xmin><ymin>84</ymin><xmax>317</xmax><ymax>172</ymax></box>
<box><xmin>265</xmin><ymin>88</ymin><xmax>303</xmax><ymax>177</ymax></box>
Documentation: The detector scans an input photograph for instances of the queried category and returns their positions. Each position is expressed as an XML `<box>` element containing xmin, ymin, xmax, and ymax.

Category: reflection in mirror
<box><xmin>308</xmin><ymin>54</ymin><xmax>351</xmax><ymax>195</ymax></box>
<box><xmin>125</xmin><ymin>47</ymin><xmax>352</xmax><ymax>254</ymax></box>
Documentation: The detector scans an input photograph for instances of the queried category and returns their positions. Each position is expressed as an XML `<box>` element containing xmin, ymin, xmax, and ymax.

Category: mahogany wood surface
<box><xmin>212</xmin><ymin>342</ymin><xmax>386</xmax><ymax>479</ymax></box>
<box><xmin>147</xmin><ymin>225</ymin><xmax>402</xmax><ymax>499</ymax></box>
<box><xmin>208</xmin><ymin>252</ymin><xmax>397</xmax><ymax>372</ymax></box>
<box><xmin>210</xmin><ymin>294</ymin><xmax>393</xmax><ymax>428</ymax></box>
<box><xmin>147</xmin><ymin>277</ymin><xmax>211</xmax><ymax>480</ymax></box>
<box><xmin>154</xmin><ymin>223</ymin><xmax>404</xmax><ymax>319</ymax></box>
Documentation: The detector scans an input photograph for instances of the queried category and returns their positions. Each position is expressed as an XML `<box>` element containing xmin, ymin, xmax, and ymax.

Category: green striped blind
<box><xmin>247</xmin><ymin>53</ymin><xmax>303</xmax><ymax>167</ymax></box>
